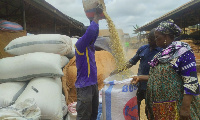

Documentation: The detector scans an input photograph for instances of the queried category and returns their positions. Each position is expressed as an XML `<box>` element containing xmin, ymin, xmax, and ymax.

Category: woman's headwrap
<box><xmin>156</xmin><ymin>19</ymin><xmax>182</xmax><ymax>37</ymax></box>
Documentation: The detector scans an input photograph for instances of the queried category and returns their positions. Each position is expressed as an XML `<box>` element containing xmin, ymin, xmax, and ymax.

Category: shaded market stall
<box><xmin>0</xmin><ymin>0</ymin><xmax>84</xmax><ymax>36</ymax></box>
<box><xmin>0</xmin><ymin>0</ymin><xmax>86</xmax><ymax>59</ymax></box>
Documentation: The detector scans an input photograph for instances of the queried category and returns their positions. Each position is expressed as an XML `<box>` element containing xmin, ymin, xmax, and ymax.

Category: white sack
<box><xmin>0</xmin><ymin>82</ymin><xmax>28</xmax><ymax>108</ymax></box>
<box><xmin>66</xmin><ymin>38</ymin><xmax>78</xmax><ymax>58</ymax></box>
<box><xmin>0</xmin><ymin>52</ymin><xmax>69</xmax><ymax>83</ymax></box>
<box><xmin>0</xmin><ymin>98</ymin><xmax>41</xmax><ymax>120</ymax></box>
<box><xmin>82</xmin><ymin>0</ymin><xmax>106</xmax><ymax>20</ymax></box>
<box><xmin>102</xmin><ymin>76</ymin><xmax>138</xmax><ymax>120</ymax></box>
<box><xmin>5</xmin><ymin>34</ymin><xmax>72</xmax><ymax>56</ymax></box>
<box><xmin>16</xmin><ymin>77</ymin><xmax>63</xmax><ymax>120</ymax></box>
<box><xmin>62</xmin><ymin>94</ymin><xmax>68</xmax><ymax>117</ymax></box>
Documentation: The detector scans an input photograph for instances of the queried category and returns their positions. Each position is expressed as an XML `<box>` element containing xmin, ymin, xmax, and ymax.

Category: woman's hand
<box><xmin>179</xmin><ymin>105</ymin><xmax>191</xmax><ymax>120</ymax></box>
<box><xmin>131</xmin><ymin>75</ymin><xmax>149</xmax><ymax>84</ymax></box>
<box><xmin>131</xmin><ymin>76</ymin><xmax>140</xmax><ymax>84</ymax></box>
<box><xmin>179</xmin><ymin>94</ymin><xmax>193</xmax><ymax>120</ymax></box>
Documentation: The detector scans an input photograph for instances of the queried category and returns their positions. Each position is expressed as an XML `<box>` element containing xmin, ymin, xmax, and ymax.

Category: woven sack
<box><xmin>0</xmin><ymin>82</ymin><xmax>28</xmax><ymax>108</ymax></box>
<box><xmin>16</xmin><ymin>77</ymin><xmax>63</xmax><ymax>120</ymax></box>
<box><xmin>0</xmin><ymin>20</ymin><xmax>23</xmax><ymax>31</ymax></box>
<box><xmin>5</xmin><ymin>34</ymin><xmax>72</xmax><ymax>56</ymax></box>
<box><xmin>0</xmin><ymin>98</ymin><xmax>41</xmax><ymax>120</ymax></box>
<box><xmin>82</xmin><ymin>0</ymin><xmax>106</xmax><ymax>20</ymax></box>
<box><xmin>0</xmin><ymin>52</ymin><xmax>69</xmax><ymax>83</ymax></box>
<box><xmin>102</xmin><ymin>76</ymin><xmax>138</xmax><ymax>120</ymax></box>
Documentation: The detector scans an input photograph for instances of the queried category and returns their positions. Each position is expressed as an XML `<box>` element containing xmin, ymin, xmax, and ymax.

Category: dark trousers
<box><xmin>76</xmin><ymin>84</ymin><xmax>99</xmax><ymax>120</ymax></box>
<box><xmin>137</xmin><ymin>89</ymin><xmax>148</xmax><ymax>120</ymax></box>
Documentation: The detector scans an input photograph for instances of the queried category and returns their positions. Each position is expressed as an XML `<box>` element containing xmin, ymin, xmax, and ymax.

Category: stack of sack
<box><xmin>0</xmin><ymin>34</ymin><xmax>72</xmax><ymax>120</ymax></box>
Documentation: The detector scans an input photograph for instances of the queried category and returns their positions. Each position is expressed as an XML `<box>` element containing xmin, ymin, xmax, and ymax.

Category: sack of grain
<box><xmin>82</xmin><ymin>0</ymin><xmax>106</xmax><ymax>20</ymax></box>
<box><xmin>0</xmin><ymin>20</ymin><xmax>23</xmax><ymax>31</ymax></box>
<box><xmin>62</xmin><ymin>94</ymin><xmax>68</xmax><ymax>117</ymax></box>
<box><xmin>0</xmin><ymin>82</ymin><xmax>28</xmax><ymax>108</ymax></box>
<box><xmin>0</xmin><ymin>52</ymin><xmax>69</xmax><ymax>83</ymax></box>
<box><xmin>4</xmin><ymin>34</ymin><xmax>72</xmax><ymax>56</ymax></box>
<box><xmin>16</xmin><ymin>77</ymin><xmax>63</xmax><ymax>120</ymax></box>
<box><xmin>66</xmin><ymin>38</ymin><xmax>78</xmax><ymax>59</ymax></box>
<box><xmin>102</xmin><ymin>76</ymin><xmax>138</xmax><ymax>120</ymax></box>
<box><xmin>0</xmin><ymin>98</ymin><xmax>41</xmax><ymax>120</ymax></box>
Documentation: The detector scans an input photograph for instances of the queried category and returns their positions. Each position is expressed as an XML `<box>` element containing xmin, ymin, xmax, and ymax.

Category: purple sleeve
<box><xmin>75</xmin><ymin>21</ymin><xmax>99</xmax><ymax>53</ymax></box>
<box><xmin>175</xmin><ymin>50</ymin><xmax>200</xmax><ymax>95</ymax></box>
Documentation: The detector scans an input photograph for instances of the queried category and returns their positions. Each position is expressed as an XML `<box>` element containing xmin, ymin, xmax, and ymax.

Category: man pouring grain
<box><xmin>74</xmin><ymin>4</ymin><xmax>103</xmax><ymax>120</ymax></box>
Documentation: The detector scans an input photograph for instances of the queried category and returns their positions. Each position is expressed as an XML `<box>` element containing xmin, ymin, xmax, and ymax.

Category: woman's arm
<box><xmin>179</xmin><ymin>94</ymin><xmax>193</xmax><ymax>119</ymax></box>
<box><xmin>176</xmin><ymin>50</ymin><xmax>200</xmax><ymax>119</ymax></box>
<box><xmin>131</xmin><ymin>75</ymin><xmax>149</xmax><ymax>84</ymax></box>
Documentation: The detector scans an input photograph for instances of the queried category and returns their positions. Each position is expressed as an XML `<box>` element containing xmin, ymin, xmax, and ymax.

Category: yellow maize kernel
<box><xmin>103</xmin><ymin>11</ymin><xmax>131</xmax><ymax>80</ymax></box>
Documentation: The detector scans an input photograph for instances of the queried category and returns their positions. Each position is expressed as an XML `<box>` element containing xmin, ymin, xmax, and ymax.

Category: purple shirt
<box><xmin>74</xmin><ymin>21</ymin><xmax>99</xmax><ymax>88</ymax></box>
<box><xmin>172</xmin><ymin>50</ymin><xmax>200</xmax><ymax>95</ymax></box>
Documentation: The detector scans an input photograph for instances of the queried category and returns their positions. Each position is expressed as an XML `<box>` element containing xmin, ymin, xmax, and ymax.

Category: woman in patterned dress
<box><xmin>132</xmin><ymin>19</ymin><xmax>200</xmax><ymax>120</ymax></box>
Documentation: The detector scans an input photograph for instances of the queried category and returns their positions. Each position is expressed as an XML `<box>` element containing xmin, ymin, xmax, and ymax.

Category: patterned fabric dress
<box><xmin>147</xmin><ymin>41</ymin><xmax>200</xmax><ymax>120</ymax></box>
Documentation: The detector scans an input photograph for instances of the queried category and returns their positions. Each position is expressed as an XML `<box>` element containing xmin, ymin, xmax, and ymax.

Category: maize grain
<box><xmin>103</xmin><ymin>11</ymin><xmax>131</xmax><ymax>80</ymax></box>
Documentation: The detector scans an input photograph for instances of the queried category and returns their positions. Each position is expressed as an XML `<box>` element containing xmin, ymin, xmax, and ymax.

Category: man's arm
<box><xmin>110</xmin><ymin>61</ymin><xmax>133</xmax><ymax>76</ymax></box>
<box><xmin>75</xmin><ymin>22</ymin><xmax>99</xmax><ymax>53</ymax></box>
<box><xmin>110</xmin><ymin>53</ymin><xmax>140</xmax><ymax>76</ymax></box>
<box><xmin>75</xmin><ymin>5</ymin><xmax>103</xmax><ymax>53</ymax></box>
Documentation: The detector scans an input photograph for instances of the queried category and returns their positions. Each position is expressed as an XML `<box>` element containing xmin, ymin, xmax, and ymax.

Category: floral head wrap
<box><xmin>156</xmin><ymin>19</ymin><xmax>182</xmax><ymax>37</ymax></box>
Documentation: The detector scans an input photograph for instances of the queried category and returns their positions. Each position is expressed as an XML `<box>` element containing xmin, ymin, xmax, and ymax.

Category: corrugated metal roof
<box><xmin>0</xmin><ymin>0</ymin><xmax>85</xmax><ymax>36</ymax></box>
<box><xmin>25</xmin><ymin>0</ymin><xmax>84</xmax><ymax>29</ymax></box>
<box><xmin>136</xmin><ymin>0</ymin><xmax>200</xmax><ymax>32</ymax></box>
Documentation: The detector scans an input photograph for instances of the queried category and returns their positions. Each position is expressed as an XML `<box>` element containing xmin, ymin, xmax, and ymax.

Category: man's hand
<box><xmin>95</xmin><ymin>4</ymin><xmax>103</xmax><ymax>15</ymax></box>
<box><xmin>110</xmin><ymin>70</ymin><xmax>119</xmax><ymax>76</ymax></box>
<box><xmin>93</xmin><ymin>4</ymin><xmax>103</xmax><ymax>24</ymax></box>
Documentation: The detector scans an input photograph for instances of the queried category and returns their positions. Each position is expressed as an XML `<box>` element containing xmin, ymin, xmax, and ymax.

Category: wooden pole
<box><xmin>54</xmin><ymin>18</ymin><xmax>57</xmax><ymax>33</ymax></box>
<box><xmin>21</xmin><ymin>0</ymin><xmax>26</xmax><ymax>31</ymax></box>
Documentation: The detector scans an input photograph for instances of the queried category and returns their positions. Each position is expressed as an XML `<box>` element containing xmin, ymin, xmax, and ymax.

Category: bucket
<box><xmin>102</xmin><ymin>75</ymin><xmax>139</xmax><ymax>120</ymax></box>
<box><xmin>82</xmin><ymin>0</ymin><xmax>106</xmax><ymax>20</ymax></box>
